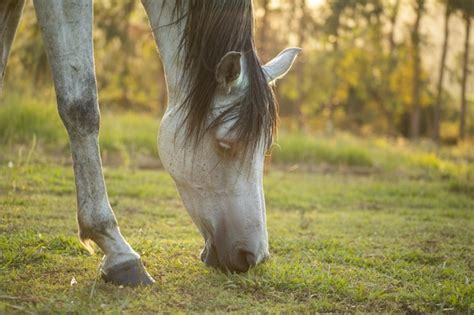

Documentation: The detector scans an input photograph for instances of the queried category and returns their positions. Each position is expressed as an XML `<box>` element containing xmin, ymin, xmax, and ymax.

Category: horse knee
<box><xmin>57</xmin><ymin>90</ymin><xmax>100</xmax><ymax>137</ymax></box>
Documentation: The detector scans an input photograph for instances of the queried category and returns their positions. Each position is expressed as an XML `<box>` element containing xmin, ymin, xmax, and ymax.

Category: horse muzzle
<box><xmin>201</xmin><ymin>236</ymin><xmax>269</xmax><ymax>273</ymax></box>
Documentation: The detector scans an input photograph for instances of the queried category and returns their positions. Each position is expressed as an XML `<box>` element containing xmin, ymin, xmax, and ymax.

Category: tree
<box><xmin>257</xmin><ymin>0</ymin><xmax>270</xmax><ymax>59</ymax></box>
<box><xmin>410</xmin><ymin>0</ymin><xmax>425</xmax><ymax>140</ymax></box>
<box><xmin>95</xmin><ymin>0</ymin><xmax>136</xmax><ymax>107</ymax></box>
<box><xmin>295</xmin><ymin>0</ymin><xmax>308</xmax><ymax>130</ymax></box>
<box><xmin>379</xmin><ymin>0</ymin><xmax>401</xmax><ymax>135</ymax></box>
<box><xmin>451</xmin><ymin>0</ymin><xmax>473</xmax><ymax>139</ymax></box>
<box><xmin>433</xmin><ymin>0</ymin><xmax>454</xmax><ymax>143</ymax></box>
<box><xmin>324</xmin><ymin>0</ymin><xmax>346</xmax><ymax>134</ymax></box>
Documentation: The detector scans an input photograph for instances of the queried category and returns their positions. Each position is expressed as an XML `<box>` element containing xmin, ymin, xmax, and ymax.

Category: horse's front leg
<box><xmin>0</xmin><ymin>0</ymin><xmax>25</xmax><ymax>93</ymax></box>
<box><xmin>33</xmin><ymin>0</ymin><xmax>153</xmax><ymax>286</ymax></box>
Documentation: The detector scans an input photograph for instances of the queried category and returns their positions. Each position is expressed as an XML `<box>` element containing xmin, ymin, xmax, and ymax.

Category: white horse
<box><xmin>0</xmin><ymin>0</ymin><xmax>300</xmax><ymax>286</ymax></box>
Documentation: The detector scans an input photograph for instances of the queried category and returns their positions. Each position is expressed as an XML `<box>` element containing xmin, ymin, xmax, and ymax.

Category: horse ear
<box><xmin>263</xmin><ymin>47</ymin><xmax>302</xmax><ymax>83</ymax></box>
<box><xmin>216</xmin><ymin>51</ymin><xmax>242</xmax><ymax>94</ymax></box>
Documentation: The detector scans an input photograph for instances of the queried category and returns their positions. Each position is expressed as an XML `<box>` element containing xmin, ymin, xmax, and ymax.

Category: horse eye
<box><xmin>216</xmin><ymin>140</ymin><xmax>237</xmax><ymax>158</ymax></box>
<box><xmin>218</xmin><ymin>141</ymin><xmax>232</xmax><ymax>150</ymax></box>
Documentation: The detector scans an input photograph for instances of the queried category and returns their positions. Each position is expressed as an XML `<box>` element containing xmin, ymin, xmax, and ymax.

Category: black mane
<box><xmin>170</xmin><ymin>0</ymin><xmax>278</xmax><ymax>159</ymax></box>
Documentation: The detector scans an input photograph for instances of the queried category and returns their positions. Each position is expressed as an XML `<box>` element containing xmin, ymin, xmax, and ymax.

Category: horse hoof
<box><xmin>101</xmin><ymin>259</ymin><xmax>155</xmax><ymax>287</ymax></box>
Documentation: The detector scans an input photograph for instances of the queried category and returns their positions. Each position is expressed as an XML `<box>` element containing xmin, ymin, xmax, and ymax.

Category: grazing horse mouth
<box><xmin>200</xmin><ymin>241</ymin><xmax>267</xmax><ymax>273</ymax></box>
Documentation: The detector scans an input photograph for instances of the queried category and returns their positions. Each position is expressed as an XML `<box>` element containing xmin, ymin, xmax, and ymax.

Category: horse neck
<box><xmin>145</xmin><ymin>1</ymin><xmax>187</xmax><ymax>109</ymax></box>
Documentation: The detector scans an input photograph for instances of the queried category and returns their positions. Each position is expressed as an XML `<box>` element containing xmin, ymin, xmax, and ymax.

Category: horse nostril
<box><xmin>232</xmin><ymin>249</ymin><xmax>256</xmax><ymax>272</ymax></box>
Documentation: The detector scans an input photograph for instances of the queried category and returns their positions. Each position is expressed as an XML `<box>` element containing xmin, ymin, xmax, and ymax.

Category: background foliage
<box><xmin>3</xmin><ymin>0</ymin><xmax>473</xmax><ymax>142</ymax></box>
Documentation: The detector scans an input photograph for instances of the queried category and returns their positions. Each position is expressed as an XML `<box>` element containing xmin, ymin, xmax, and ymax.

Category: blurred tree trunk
<box><xmin>295</xmin><ymin>0</ymin><xmax>307</xmax><ymax>131</ymax></box>
<box><xmin>459</xmin><ymin>14</ymin><xmax>471</xmax><ymax>140</ymax></box>
<box><xmin>410</xmin><ymin>0</ymin><xmax>425</xmax><ymax>140</ymax></box>
<box><xmin>258</xmin><ymin>0</ymin><xmax>270</xmax><ymax>59</ymax></box>
<box><xmin>388</xmin><ymin>0</ymin><xmax>400</xmax><ymax>53</ymax></box>
<box><xmin>433</xmin><ymin>1</ymin><xmax>452</xmax><ymax>144</ymax></box>
<box><xmin>119</xmin><ymin>0</ymin><xmax>135</xmax><ymax>108</ymax></box>
<box><xmin>326</xmin><ymin>3</ymin><xmax>342</xmax><ymax>135</ymax></box>
<box><xmin>380</xmin><ymin>0</ymin><xmax>400</xmax><ymax>136</ymax></box>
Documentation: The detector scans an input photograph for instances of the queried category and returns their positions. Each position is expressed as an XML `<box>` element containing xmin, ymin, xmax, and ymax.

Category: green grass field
<box><xmin>1</xmin><ymin>98</ymin><xmax>474</xmax><ymax>313</ymax></box>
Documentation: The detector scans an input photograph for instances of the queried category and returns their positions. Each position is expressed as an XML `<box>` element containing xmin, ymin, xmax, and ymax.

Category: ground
<box><xmin>0</xmin><ymin>100</ymin><xmax>473</xmax><ymax>312</ymax></box>
<box><xmin>1</xmin><ymin>157</ymin><xmax>473</xmax><ymax>313</ymax></box>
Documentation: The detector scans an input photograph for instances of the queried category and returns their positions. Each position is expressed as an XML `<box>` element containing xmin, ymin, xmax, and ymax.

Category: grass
<box><xmin>0</xmin><ymin>94</ymin><xmax>65</xmax><ymax>146</ymax></box>
<box><xmin>1</xmin><ymin>151</ymin><xmax>474</xmax><ymax>313</ymax></box>
<box><xmin>1</xmin><ymin>96</ymin><xmax>473</xmax><ymax>312</ymax></box>
<box><xmin>0</xmin><ymin>95</ymin><xmax>160</xmax><ymax>167</ymax></box>
<box><xmin>2</xmin><ymin>94</ymin><xmax>474</xmax><ymax>175</ymax></box>
<box><xmin>272</xmin><ymin>132</ymin><xmax>373</xmax><ymax>167</ymax></box>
